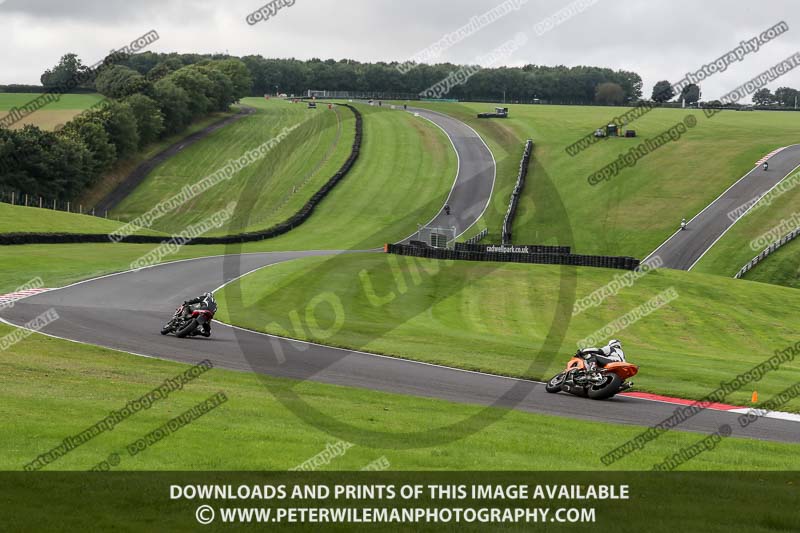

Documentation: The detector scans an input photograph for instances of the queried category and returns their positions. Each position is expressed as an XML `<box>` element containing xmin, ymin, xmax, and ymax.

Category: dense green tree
<box><xmin>95</xmin><ymin>65</ymin><xmax>149</xmax><ymax>99</ymax></box>
<box><xmin>198</xmin><ymin>65</ymin><xmax>236</xmax><ymax>111</ymax></box>
<box><xmin>212</xmin><ymin>59</ymin><xmax>253</xmax><ymax>99</ymax></box>
<box><xmin>680</xmin><ymin>83</ymin><xmax>701</xmax><ymax>105</ymax></box>
<box><xmin>774</xmin><ymin>87</ymin><xmax>799</xmax><ymax>108</ymax></box>
<box><xmin>100</xmin><ymin>102</ymin><xmax>140</xmax><ymax>158</ymax></box>
<box><xmin>62</xmin><ymin>119</ymin><xmax>116</xmax><ymax>179</ymax></box>
<box><xmin>168</xmin><ymin>67</ymin><xmax>213</xmax><ymax>116</ymax></box>
<box><xmin>40</xmin><ymin>53</ymin><xmax>90</xmax><ymax>90</ymax></box>
<box><xmin>124</xmin><ymin>94</ymin><xmax>164</xmax><ymax>146</ymax></box>
<box><xmin>752</xmin><ymin>88</ymin><xmax>775</xmax><ymax>106</ymax></box>
<box><xmin>652</xmin><ymin>80</ymin><xmax>675</xmax><ymax>102</ymax></box>
<box><xmin>152</xmin><ymin>78</ymin><xmax>192</xmax><ymax>133</ymax></box>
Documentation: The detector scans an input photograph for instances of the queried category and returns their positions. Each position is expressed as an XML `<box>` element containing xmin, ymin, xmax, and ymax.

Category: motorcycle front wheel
<box><xmin>545</xmin><ymin>372</ymin><xmax>566</xmax><ymax>393</ymax></box>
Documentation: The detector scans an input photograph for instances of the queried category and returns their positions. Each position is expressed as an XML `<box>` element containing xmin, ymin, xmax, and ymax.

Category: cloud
<box><xmin>1</xmin><ymin>0</ymin><xmax>799</xmax><ymax>100</ymax></box>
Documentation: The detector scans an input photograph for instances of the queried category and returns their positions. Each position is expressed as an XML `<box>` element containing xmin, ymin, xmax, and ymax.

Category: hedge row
<box><xmin>0</xmin><ymin>104</ymin><xmax>363</xmax><ymax>246</ymax></box>
<box><xmin>387</xmin><ymin>243</ymin><xmax>639</xmax><ymax>271</ymax></box>
<box><xmin>502</xmin><ymin>139</ymin><xmax>533</xmax><ymax>244</ymax></box>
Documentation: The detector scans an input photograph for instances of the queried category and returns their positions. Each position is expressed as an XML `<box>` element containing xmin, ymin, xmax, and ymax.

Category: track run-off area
<box><xmin>2</xmin><ymin>105</ymin><xmax>799</xmax><ymax>445</ymax></box>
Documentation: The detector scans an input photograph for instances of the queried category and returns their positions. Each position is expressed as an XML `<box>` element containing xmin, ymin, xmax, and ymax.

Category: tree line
<box><xmin>0</xmin><ymin>53</ymin><xmax>251</xmax><ymax>200</ymax></box>
<box><xmin>1</xmin><ymin>51</ymin><xmax>646</xmax><ymax>201</ymax></box>
<box><xmin>752</xmin><ymin>87</ymin><xmax>800</xmax><ymax>108</ymax></box>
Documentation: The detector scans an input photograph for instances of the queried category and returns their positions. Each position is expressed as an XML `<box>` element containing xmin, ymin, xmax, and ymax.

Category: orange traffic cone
<box><xmin>751</xmin><ymin>391</ymin><xmax>758</xmax><ymax>403</ymax></box>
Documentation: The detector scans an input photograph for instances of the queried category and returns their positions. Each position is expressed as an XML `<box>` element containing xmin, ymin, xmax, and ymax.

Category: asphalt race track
<box><xmin>2</xmin><ymin>110</ymin><xmax>798</xmax><ymax>446</ymax></box>
<box><xmin>400</xmin><ymin>107</ymin><xmax>495</xmax><ymax>241</ymax></box>
<box><xmin>645</xmin><ymin>144</ymin><xmax>800</xmax><ymax>270</ymax></box>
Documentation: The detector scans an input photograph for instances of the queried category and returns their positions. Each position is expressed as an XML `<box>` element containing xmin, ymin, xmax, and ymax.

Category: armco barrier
<box><xmin>502</xmin><ymin>139</ymin><xmax>533</xmax><ymax>245</ymax></box>
<box><xmin>0</xmin><ymin>104</ymin><xmax>362</xmax><ymax>246</ymax></box>
<box><xmin>387</xmin><ymin>243</ymin><xmax>639</xmax><ymax>271</ymax></box>
<box><xmin>734</xmin><ymin>226</ymin><xmax>800</xmax><ymax>279</ymax></box>
<box><xmin>462</xmin><ymin>228</ymin><xmax>488</xmax><ymax>246</ymax></box>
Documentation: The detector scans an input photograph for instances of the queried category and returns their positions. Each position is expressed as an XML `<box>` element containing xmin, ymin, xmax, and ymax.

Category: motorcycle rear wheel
<box><xmin>175</xmin><ymin>319</ymin><xmax>198</xmax><ymax>338</ymax></box>
<box><xmin>587</xmin><ymin>373</ymin><xmax>623</xmax><ymax>400</ymax></box>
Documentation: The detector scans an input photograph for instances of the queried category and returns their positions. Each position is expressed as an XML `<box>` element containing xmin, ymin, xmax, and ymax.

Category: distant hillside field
<box><xmin>404</xmin><ymin>101</ymin><xmax>800</xmax><ymax>261</ymax></box>
<box><xmin>0</xmin><ymin>93</ymin><xmax>105</xmax><ymax>130</ymax></box>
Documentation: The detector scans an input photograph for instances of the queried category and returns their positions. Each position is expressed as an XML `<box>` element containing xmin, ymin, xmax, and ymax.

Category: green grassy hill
<box><xmin>404</xmin><ymin>102</ymin><xmax>800</xmax><ymax>261</ymax></box>
<box><xmin>0</xmin><ymin>203</ymin><xmax>166</xmax><ymax>236</ymax></box>
<box><xmin>111</xmin><ymin>98</ymin><xmax>356</xmax><ymax>235</ymax></box>
<box><xmin>112</xmin><ymin>100</ymin><xmax>456</xmax><ymax>247</ymax></box>
<box><xmin>215</xmin><ymin>252</ymin><xmax>800</xmax><ymax>410</ymax></box>
<box><xmin>735</xmin><ymin>236</ymin><xmax>800</xmax><ymax>288</ymax></box>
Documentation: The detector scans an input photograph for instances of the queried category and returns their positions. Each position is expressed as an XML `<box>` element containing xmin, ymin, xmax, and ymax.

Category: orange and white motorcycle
<box><xmin>545</xmin><ymin>351</ymin><xmax>638</xmax><ymax>400</ymax></box>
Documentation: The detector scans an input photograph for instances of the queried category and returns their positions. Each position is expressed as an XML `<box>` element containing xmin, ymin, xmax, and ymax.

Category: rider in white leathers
<box><xmin>578</xmin><ymin>339</ymin><xmax>625</xmax><ymax>371</ymax></box>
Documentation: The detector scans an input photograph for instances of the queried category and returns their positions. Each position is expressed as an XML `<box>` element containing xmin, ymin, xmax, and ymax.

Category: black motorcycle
<box><xmin>160</xmin><ymin>304</ymin><xmax>214</xmax><ymax>338</ymax></box>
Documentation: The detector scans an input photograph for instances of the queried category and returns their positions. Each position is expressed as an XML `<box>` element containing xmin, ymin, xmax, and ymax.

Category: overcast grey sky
<box><xmin>1</xmin><ymin>0</ymin><xmax>799</xmax><ymax>100</ymax></box>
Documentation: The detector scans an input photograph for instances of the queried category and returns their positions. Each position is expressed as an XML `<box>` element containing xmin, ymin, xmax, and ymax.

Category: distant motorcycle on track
<box><xmin>545</xmin><ymin>351</ymin><xmax>639</xmax><ymax>400</ymax></box>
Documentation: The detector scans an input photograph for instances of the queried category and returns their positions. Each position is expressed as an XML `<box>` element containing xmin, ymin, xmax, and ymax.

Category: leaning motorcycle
<box><xmin>545</xmin><ymin>351</ymin><xmax>638</xmax><ymax>400</ymax></box>
<box><xmin>160</xmin><ymin>303</ymin><xmax>214</xmax><ymax>338</ymax></box>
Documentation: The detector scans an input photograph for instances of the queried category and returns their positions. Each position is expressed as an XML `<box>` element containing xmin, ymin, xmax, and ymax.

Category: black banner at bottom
<box><xmin>1</xmin><ymin>472</ymin><xmax>797</xmax><ymax>531</ymax></box>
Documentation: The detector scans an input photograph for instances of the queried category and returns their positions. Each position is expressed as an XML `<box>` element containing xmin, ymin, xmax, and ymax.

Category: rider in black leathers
<box><xmin>183</xmin><ymin>292</ymin><xmax>217</xmax><ymax>337</ymax></box>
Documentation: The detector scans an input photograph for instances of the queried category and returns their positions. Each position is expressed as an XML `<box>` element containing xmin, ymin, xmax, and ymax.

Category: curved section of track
<box><xmin>646</xmin><ymin>144</ymin><xmax>800</xmax><ymax>270</ymax></box>
<box><xmin>399</xmin><ymin>107</ymin><xmax>495</xmax><ymax>242</ymax></box>
<box><xmin>1</xmin><ymin>111</ymin><xmax>797</xmax><ymax>445</ymax></box>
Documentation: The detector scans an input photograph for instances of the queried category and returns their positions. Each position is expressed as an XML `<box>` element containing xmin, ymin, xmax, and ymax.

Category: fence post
<box><xmin>24</xmin><ymin>194</ymin><xmax>28</xmax><ymax>207</ymax></box>
<box><xmin>67</xmin><ymin>201</ymin><xmax>70</xmax><ymax>213</ymax></box>
<box><xmin>10</xmin><ymin>192</ymin><xmax>14</xmax><ymax>205</ymax></box>
<box><xmin>39</xmin><ymin>196</ymin><xmax>43</xmax><ymax>209</ymax></box>
<box><xmin>79</xmin><ymin>204</ymin><xmax>82</xmax><ymax>214</ymax></box>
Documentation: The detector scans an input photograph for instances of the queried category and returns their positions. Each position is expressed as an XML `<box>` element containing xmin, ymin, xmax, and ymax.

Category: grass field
<box><xmin>79</xmin><ymin>111</ymin><xmax>236</xmax><ymax>209</ymax></box>
<box><xmin>214</xmin><ymin>253</ymin><xmax>800</xmax><ymax>410</ymax></box>
<box><xmin>0</xmin><ymin>203</ymin><xmax>167</xmax><ymax>236</ymax></box>
<box><xmin>112</xmin><ymin>97</ymin><xmax>355</xmax><ymax>235</ymax></box>
<box><xmin>3</xmin><ymin>101</ymin><xmax>456</xmax><ymax>251</ymax></box>
<box><xmin>1</xmin><ymin>321</ymin><xmax>797</xmax><ymax>472</ymax></box>
<box><xmin>736</xmin><ymin>235</ymin><xmax>800</xmax><ymax>288</ymax></box>
<box><xmin>111</xmin><ymin>100</ymin><xmax>456</xmax><ymax>246</ymax></box>
<box><xmin>0</xmin><ymin>92</ymin><xmax>105</xmax><ymax>130</ymax></box>
<box><xmin>404</xmin><ymin>102</ymin><xmax>800</xmax><ymax>260</ymax></box>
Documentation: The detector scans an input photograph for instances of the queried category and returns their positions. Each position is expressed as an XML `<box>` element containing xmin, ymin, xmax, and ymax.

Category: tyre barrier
<box><xmin>0</xmin><ymin>104</ymin><xmax>363</xmax><ymax>246</ymax></box>
<box><xmin>387</xmin><ymin>243</ymin><xmax>639</xmax><ymax>271</ymax></box>
<box><xmin>502</xmin><ymin>139</ymin><xmax>533</xmax><ymax>245</ymax></box>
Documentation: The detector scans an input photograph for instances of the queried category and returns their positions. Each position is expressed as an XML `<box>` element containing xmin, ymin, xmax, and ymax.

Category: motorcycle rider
<box><xmin>763</xmin><ymin>162</ymin><xmax>769</xmax><ymax>171</ymax></box>
<box><xmin>182</xmin><ymin>292</ymin><xmax>217</xmax><ymax>337</ymax></box>
<box><xmin>577</xmin><ymin>339</ymin><xmax>625</xmax><ymax>372</ymax></box>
